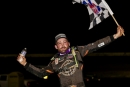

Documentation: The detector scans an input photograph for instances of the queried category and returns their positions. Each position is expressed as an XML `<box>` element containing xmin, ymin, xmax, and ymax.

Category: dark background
<box><xmin>0</xmin><ymin>0</ymin><xmax>130</xmax><ymax>80</ymax></box>
<box><xmin>1</xmin><ymin>0</ymin><xmax>129</xmax><ymax>54</ymax></box>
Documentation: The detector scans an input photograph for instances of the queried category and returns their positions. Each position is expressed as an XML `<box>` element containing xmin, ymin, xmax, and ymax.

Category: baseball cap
<box><xmin>55</xmin><ymin>33</ymin><xmax>67</xmax><ymax>42</ymax></box>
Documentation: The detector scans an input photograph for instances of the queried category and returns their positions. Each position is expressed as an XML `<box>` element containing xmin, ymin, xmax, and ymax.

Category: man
<box><xmin>17</xmin><ymin>26</ymin><xmax>124</xmax><ymax>87</ymax></box>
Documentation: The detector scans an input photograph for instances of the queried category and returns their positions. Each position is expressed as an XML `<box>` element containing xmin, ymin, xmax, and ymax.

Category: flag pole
<box><xmin>111</xmin><ymin>15</ymin><xmax>125</xmax><ymax>36</ymax></box>
<box><xmin>102</xmin><ymin>0</ymin><xmax>125</xmax><ymax>36</ymax></box>
<box><xmin>111</xmin><ymin>15</ymin><xmax>119</xmax><ymax>26</ymax></box>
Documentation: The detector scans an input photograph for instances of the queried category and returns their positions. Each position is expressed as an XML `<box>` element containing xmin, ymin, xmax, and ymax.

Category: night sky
<box><xmin>0</xmin><ymin>0</ymin><xmax>130</xmax><ymax>75</ymax></box>
<box><xmin>1</xmin><ymin>0</ymin><xmax>129</xmax><ymax>54</ymax></box>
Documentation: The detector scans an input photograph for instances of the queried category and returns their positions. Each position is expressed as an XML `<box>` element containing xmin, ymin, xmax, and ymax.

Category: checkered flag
<box><xmin>72</xmin><ymin>0</ymin><xmax>112</xmax><ymax>30</ymax></box>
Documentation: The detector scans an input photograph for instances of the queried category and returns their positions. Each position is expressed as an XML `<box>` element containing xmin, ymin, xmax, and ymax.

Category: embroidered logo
<box><xmin>59</xmin><ymin>60</ymin><xmax>76</xmax><ymax>76</ymax></box>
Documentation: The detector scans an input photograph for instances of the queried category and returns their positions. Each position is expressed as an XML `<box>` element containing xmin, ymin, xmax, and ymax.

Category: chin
<box><xmin>59</xmin><ymin>48</ymin><xmax>68</xmax><ymax>53</ymax></box>
<box><xmin>61</xmin><ymin>51</ymin><xmax>66</xmax><ymax>53</ymax></box>
<box><xmin>60</xmin><ymin>50</ymin><xmax>66</xmax><ymax>53</ymax></box>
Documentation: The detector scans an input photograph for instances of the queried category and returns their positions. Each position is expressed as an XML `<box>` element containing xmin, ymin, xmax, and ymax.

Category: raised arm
<box><xmin>77</xmin><ymin>26</ymin><xmax>124</xmax><ymax>57</ymax></box>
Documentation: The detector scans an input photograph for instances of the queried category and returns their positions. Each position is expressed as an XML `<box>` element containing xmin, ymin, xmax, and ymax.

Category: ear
<box><xmin>55</xmin><ymin>45</ymin><xmax>58</xmax><ymax>49</ymax></box>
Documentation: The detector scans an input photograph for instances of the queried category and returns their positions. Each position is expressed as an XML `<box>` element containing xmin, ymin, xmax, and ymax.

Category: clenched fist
<box><xmin>113</xmin><ymin>26</ymin><xmax>125</xmax><ymax>39</ymax></box>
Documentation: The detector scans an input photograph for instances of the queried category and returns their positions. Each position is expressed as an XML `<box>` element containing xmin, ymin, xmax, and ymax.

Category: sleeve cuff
<box><xmin>110</xmin><ymin>35</ymin><xmax>115</xmax><ymax>42</ymax></box>
<box><xmin>24</xmin><ymin>62</ymin><xmax>29</xmax><ymax>69</ymax></box>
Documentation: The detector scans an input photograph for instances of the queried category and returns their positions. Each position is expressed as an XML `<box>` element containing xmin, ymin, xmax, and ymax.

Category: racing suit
<box><xmin>24</xmin><ymin>35</ymin><xmax>114</xmax><ymax>87</ymax></box>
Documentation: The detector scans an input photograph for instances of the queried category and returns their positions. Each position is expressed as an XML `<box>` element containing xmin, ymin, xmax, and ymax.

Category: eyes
<box><xmin>57</xmin><ymin>41</ymin><xmax>68</xmax><ymax>45</ymax></box>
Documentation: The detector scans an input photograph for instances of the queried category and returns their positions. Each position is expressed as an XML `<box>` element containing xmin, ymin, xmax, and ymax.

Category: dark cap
<box><xmin>55</xmin><ymin>33</ymin><xmax>67</xmax><ymax>42</ymax></box>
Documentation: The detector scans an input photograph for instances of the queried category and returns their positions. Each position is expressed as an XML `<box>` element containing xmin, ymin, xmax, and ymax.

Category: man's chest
<box><xmin>53</xmin><ymin>54</ymin><xmax>75</xmax><ymax>67</ymax></box>
<box><xmin>52</xmin><ymin>54</ymin><xmax>77</xmax><ymax>76</ymax></box>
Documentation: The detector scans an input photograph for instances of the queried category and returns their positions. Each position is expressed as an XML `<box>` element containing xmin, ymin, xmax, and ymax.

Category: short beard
<box><xmin>59</xmin><ymin>47</ymin><xmax>69</xmax><ymax>53</ymax></box>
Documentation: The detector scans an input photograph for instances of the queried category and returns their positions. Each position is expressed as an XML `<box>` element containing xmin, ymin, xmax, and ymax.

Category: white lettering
<box><xmin>98</xmin><ymin>42</ymin><xmax>105</xmax><ymax>47</ymax></box>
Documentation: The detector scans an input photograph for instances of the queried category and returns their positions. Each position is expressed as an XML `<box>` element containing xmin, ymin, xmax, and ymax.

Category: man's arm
<box><xmin>17</xmin><ymin>54</ymin><xmax>54</xmax><ymax>78</ymax></box>
<box><xmin>23</xmin><ymin>62</ymin><xmax>54</xmax><ymax>78</ymax></box>
<box><xmin>77</xmin><ymin>26</ymin><xmax>124</xmax><ymax>57</ymax></box>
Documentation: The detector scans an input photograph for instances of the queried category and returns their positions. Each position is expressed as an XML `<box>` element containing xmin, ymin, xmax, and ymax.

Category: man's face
<box><xmin>55</xmin><ymin>38</ymin><xmax>70</xmax><ymax>53</ymax></box>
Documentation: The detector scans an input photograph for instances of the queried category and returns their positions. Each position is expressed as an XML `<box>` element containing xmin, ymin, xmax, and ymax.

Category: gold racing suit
<box><xmin>24</xmin><ymin>35</ymin><xmax>115</xmax><ymax>87</ymax></box>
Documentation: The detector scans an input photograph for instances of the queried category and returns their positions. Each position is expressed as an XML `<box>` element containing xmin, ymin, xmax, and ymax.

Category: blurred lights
<box><xmin>86</xmin><ymin>78</ymin><xmax>101</xmax><ymax>81</ymax></box>
<box><xmin>43</xmin><ymin>76</ymin><xmax>48</xmax><ymax>79</ymax></box>
<box><xmin>98</xmin><ymin>79</ymin><xmax>101</xmax><ymax>81</ymax></box>
<box><xmin>86</xmin><ymin>78</ymin><xmax>89</xmax><ymax>81</ymax></box>
<box><xmin>27</xmin><ymin>82</ymin><xmax>30</xmax><ymax>86</ymax></box>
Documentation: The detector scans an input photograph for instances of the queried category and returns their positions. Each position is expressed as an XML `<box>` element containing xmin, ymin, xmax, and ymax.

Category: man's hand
<box><xmin>17</xmin><ymin>54</ymin><xmax>27</xmax><ymax>66</ymax></box>
<box><xmin>113</xmin><ymin>26</ymin><xmax>125</xmax><ymax>39</ymax></box>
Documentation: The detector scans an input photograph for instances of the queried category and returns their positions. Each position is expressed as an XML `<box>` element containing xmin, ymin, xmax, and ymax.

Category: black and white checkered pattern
<box><xmin>72</xmin><ymin>0</ymin><xmax>111</xmax><ymax>30</ymax></box>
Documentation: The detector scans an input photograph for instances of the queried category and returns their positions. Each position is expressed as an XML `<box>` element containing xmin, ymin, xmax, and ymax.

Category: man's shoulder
<box><xmin>50</xmin><ymin>53</ymin><xmax>59</xmax><ymax>61</ymax></box>
<box><xmin>50</xmin><ymin>56</ymin><xmax>55</xmax><ymax>61</ymax></box>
